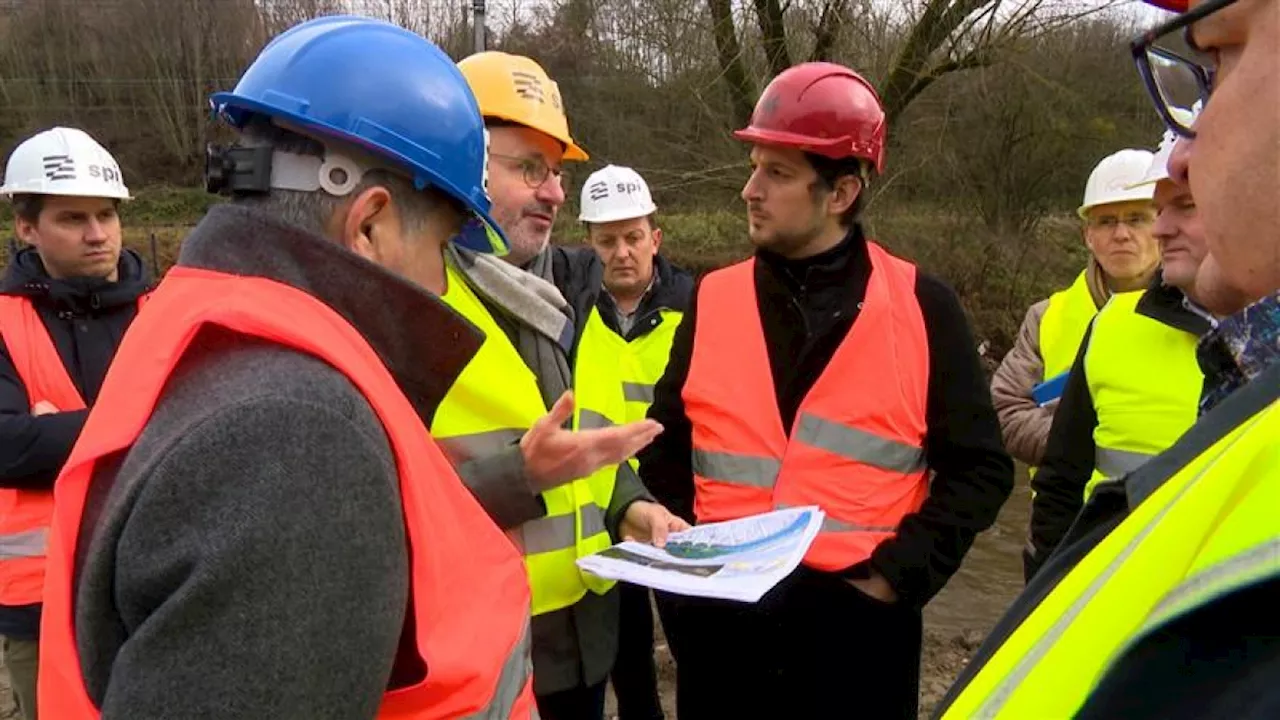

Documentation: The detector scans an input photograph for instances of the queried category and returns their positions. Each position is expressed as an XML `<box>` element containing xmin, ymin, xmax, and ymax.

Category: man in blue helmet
<box><xmin>33</xmin><ymin>16</ymin><xmax>539</xmax><ymax>719</ymax></box>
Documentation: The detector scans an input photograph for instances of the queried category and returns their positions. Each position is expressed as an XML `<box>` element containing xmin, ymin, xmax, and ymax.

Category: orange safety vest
<box><xmin>0</xmin><ymin>294</ymin><xmax>145</xmax><ymax>606</ymax></box>
<box><xmin>683</xmin><ymin>242</ymin><xmax>931</xmax><ymax>572</ymax></box>
<box><xmin>36</xmin><ymin>267</ymin><xmax>535</xmax><ymax>719</ymax></box>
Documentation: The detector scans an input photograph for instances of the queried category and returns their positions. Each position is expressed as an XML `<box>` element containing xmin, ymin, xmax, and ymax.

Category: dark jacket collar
<box><xmin>1137</xmin><ymin>271</ymin><xmax>1214</xmax><ymax>337</ymax></box>
<box><xmin>756</xmin><ymin>224</ymin><xmax>868</xmax><ymax>294</ymax></box>
<box><xmin>593</xmin><ymin>253</ymin><xmax>694</xmax><ymax>339</ymax></box>
<box><xmin>178</xmin><ymin>204</ymin><xmax>482</xmax><ymax>420</ymax></box>
<box><xmin>1</xmin><ymin>245</ymin><xmax>151</xmax><ymax>314</ymax></box>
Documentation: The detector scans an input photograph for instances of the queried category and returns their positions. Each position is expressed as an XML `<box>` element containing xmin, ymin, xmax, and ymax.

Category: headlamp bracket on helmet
<box><xmin>206</xmin><ymin>143</ymin><xmax>366</xmax><ymax>197</ymax></box>
<box><xmin>205</xmin><ymin>144</ymin><xmax>274</xmax><ymax>196</ymax></box>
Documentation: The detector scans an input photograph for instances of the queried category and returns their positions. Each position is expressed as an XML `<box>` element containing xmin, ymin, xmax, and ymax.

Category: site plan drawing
<box><xmin>576</xmin><ymin>506</ymin><xmax>825</xmax><ymax>602</ymax></box>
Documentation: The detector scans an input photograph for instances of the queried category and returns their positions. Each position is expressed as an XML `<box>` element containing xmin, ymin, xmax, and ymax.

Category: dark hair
<box><xmin>10</xmin><ymin>194</ymin><xmax>44</xmax><ymax>223</ymax></box>
<box><xmin>805</xmin><ymin>153</ymin><xmax>870</xmax><ymax>228</ymax></box>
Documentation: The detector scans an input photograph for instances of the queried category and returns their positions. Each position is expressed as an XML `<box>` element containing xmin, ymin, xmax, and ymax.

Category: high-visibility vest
<box><xmin>604</xmin><ymin>307</ymin><xmax>682</xmax><ymax>425</ymax></box>
<box><xmin>683</xmin><ymin>242</ymin><xmax>930</xmax><ymax>572</ymax></box>
<box><xmin>35</xmin><ymin>266</ymin><xmax>535</xmax><ymax>719</ymax></box>
<box><xmin>1040</xmin><ymin>270</ymin><xmax>1101</xmax><ymax>382</ymax></box>
<box><xmin>434</xmin><ymin>262</ymin><xmax>619</xmax><ymax>616</ymax></box>
<box><xmin>939</xmin><ymin>382</ymin><xmax>1280</xmax><ymax>718</ymax></box>
<box><xmin>1082</xmin><ymin>290</ymin><xmax>1203</xmax><ymax>497</ymax></box>
<box><xmin>0</xmin><ymin>294</ymin><xmax>143</xmax><ymax>606</ymax></box>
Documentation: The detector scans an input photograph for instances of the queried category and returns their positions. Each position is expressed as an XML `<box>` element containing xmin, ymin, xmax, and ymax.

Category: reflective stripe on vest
<box><xmin>35</xmin><ymin>267</ymin><xmax>534</xmax><ymax>719</ymax></box>
<box><xmin>1081</xmin><ymin>290</ymin><xmax>1204</xmax><ymax>498</ymax></box>
<box><xmin>575</xmin><ymin>305</ymin><xmax>682</xmax><ymax>426</ymax></box>
<box><xmin>683</xmin><ymin>242</ymin><xmax>930</xmax><ymax>572</ymax></box>
<box><xmin>0</xmin><ymin>295</ymin><xmax>88</xmax><ymax>605</ymax></box>
<box><xmin>435</xmin><ymin>262</ymin><xmax>617</xmax><ymax>615</ymax></box>
<box><xmin>940</xmin><ymin>397</ymin><xmax>1280</xmax><ymax>719</ymax></box>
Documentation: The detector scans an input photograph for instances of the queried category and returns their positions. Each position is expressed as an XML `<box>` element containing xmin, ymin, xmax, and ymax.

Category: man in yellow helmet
<box><xmin>451</xmin><ymin>51</ymin><xmax>687</xmax><ymax>720</ymax></box>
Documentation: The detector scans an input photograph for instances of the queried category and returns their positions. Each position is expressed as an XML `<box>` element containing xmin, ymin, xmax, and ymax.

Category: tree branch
<box><xmin>810</xmin><ymin>0</ymin><xmax>848</xmax><ymax>62</ymax></box>
<box><xmin>708</xmin><ymin>0</ymin><xmax>757</xmax><ymax>128</ymax></box>
<box><xmin>753</xmin><ymin>0</ymin><xmax>793</xmax><ymax>78</ymax></box>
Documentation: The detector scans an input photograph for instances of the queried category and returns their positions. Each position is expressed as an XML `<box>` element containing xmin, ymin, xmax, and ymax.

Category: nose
<box><xmin>1152</xmin><ymin>207</ymin><xmax>1177</xmax><ymax>242</ymax></box>
<box><xmin>742</xmin><ymin>168</ymin><xmax>763</xmax><ymax>203</ymax></box>
<box><xmin>1168</xmin><ymin>136</ymin><xmax>1193</xmax><ymax>189</ymax></box>
<box><xmin>537</xmin><ymin>173</ymin><xmax>566</xmax><ymax>207</ymax></box>
<box><xmin>84</xmin><ymin>217</ymin><xmax>109</xmax><ymax>244</ymax></box>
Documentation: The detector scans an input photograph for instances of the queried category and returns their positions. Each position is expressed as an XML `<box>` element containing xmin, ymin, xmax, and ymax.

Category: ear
<box><xmin>338</xmin><ymin>186</ymin><xmax>394</xmax><ymax>262</ymax></box>
<box><xmin>14</xmin><ymin>216</ymin><xmax>37</xmax><ymax>246</ymax></box>
<box><xmin>827</xmin><ymin>175</ymin><xmax>862</xmax><ymax>218</ymax></box>
<box><xmin>1082</xmin><ymin>224</ymin><xmax>1097</xmax><ymax>254</ymax></box>
<box><xmin>651</xmin><ymin>227</ymin><xmax>663</xmax><ymax>255</ymax></box>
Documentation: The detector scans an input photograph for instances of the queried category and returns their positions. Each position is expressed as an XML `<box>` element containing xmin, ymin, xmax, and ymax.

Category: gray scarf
<box><xmin>446</xmin><ymin>244</ymin><xmax>574</xmax><ymax>409</ymax></box>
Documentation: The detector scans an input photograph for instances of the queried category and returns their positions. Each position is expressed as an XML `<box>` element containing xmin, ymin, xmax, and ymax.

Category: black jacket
<box><xmin>0</xmin><ymin>246</ymin><xmax>151</xmax><ymax>488</ymax></box>
<box><xmin>637</xmin><ymin>226</ymin><xmax>1014</xmax><ymax>607</ymax></box>
<box><xmin>0</xmin><ymin>245</ymin><xmax>150</xmax><ymax>636</ymax></box>
<box><xmin>1025</xmin><ymin>278</ymin><xmax>1212</xmax><ymax>581</ymax></box>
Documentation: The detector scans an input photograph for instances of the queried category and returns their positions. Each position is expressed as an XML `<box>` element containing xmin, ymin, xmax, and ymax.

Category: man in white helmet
<box><xmin>989</xmin><ymin>149</ymin><xmax>1159</xmax><ymax>571</ymax></box>
<box><xmin>0</xmin><ymin>126</ymin><xmax>149</xmax><ymax>720</ymax></box>
<box><xmin>1025</xmin><ymin>116</ymin><xmax>1220</xmax><ymax>580</ymax></box>
<box><xmin>571</xmin><ymin>164</ymin><xmax>692</xmax><ymax>720</ymax></box>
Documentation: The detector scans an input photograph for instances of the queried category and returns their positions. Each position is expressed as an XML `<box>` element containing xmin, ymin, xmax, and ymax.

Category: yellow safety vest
<box><xmin>1083</xmin><ymin>291</ymin><xmax>1203</xmax><ymax>498</ymax></box>
<box><xmin>575</xmin><ymin>306</ymin><xmax>682</xmax><ymax>425</ymax></box>
<box><xmin>1039</xmin><ymin>270</ymin><xmax>1102</xmax><ymax>381</ymax></box>
<box><xmin>433</xmin><ymin>262</ymin><xmax>619</xmax><ymax>616</ymax></box>
<box><xmin>1026</xmin><ymin>270</ymin><xmax>1103</xmax><ymax>482</ymax></box>
<box><xmin>941</xmin><ymin>389</ymin><xmax>1280</xmax><ymax>718</ymax></box>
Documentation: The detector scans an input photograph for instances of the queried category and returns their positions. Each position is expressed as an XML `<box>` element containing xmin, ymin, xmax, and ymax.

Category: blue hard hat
<box><xmin>210</xmin><ymin>15</ymin><xmax>507</xmax><ymax>254</ymax></box>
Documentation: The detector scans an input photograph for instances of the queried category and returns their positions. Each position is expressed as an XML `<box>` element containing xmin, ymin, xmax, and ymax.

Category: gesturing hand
<box><xmin>521</xmin><ymin>391</ymin><xmax>663</xmax><ymax>493</ymax></box>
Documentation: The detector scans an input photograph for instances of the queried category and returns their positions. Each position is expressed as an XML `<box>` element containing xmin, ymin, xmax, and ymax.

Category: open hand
<box><xmin>521</xmin><ymin>391</ymin><xmax>663</xmax><ymax>493</ymax></box>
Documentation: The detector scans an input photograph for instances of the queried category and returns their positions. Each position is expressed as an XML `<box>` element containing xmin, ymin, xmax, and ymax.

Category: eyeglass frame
<box><xmin>488</xmin><ymin>152</ymin><xmax>567</xmax><ymax>190</ymax></box>
<box><xmin>1129</xmin><ymin>0</ymin><xmax>1238</xmax><ymax>139</ymax></box>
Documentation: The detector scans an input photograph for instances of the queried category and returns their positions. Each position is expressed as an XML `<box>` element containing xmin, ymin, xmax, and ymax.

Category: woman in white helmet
<box><xmin>0</xmin><ymin>126</ymin><xmax>149</xmax><ymax>720</ymax></box>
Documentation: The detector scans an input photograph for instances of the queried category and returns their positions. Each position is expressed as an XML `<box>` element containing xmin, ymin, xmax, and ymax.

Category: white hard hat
<box><xmin>1077</xmin><ymin>149</ymin><xmax>1155</xmax><ymax>218</ymax></box>
<box><xmin>1</xmin><ymin>127</ymin><xmax>131</xmax><ymax>200</ymax></box>
<box><xmin>579</xmin><ymin>164</ymin><xmax>657</xmax><ymax>224</ymax></box>
<box><xmin>1128</xmin><ymin>105</ymin><xmax>1200</xmax><ymax>189</ymax></box>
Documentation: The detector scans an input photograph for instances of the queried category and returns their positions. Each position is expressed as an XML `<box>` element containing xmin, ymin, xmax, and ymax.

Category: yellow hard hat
<box><xmin>457</xmin><ymin>51</ymin><xmax>588</xmax><ymax>162</ymax></box>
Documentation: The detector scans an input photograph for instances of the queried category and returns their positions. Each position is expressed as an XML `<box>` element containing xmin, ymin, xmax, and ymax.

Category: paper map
<box><xmin>576</xmin><ymin>506</ymin><xmax>825</xmax><ymax>602</ymax></box>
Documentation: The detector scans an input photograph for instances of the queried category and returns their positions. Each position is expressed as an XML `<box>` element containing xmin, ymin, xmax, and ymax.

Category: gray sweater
<box><xmin>73</xmin><ymin>205</ymin><xmax>484</xmax><ymax>719</ymax></box>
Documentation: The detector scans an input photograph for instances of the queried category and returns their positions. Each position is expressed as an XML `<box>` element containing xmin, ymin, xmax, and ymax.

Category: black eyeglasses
<box><xmin>1130</xmin><ymin>0</ymin><xmax>1238</xmax><ymax>139</ymax></box>
<box><xmin>490</xmin><ymin>152</ymin><xmax>567</xmax><ymax>189</ymax></box>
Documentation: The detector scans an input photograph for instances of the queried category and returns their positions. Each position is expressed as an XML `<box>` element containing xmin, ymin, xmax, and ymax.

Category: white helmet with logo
<box><xmin>1</xmin><ymin>127</ymin><xmax>131</xmax><ymax>200</ymax></box>
<box><xmin>1127</xmin><ymin>104</ymin><xmax>1200</xmax><ymax>189</ymax></box>
<box><xmin>579</xmin><ymin>164</ymin><xmax>657</xmax><ymax>224</ymax></box>
<box><xmin>1077</xmin><ymin>149</ymin><xmax>1155</xmax><ymax>218</ymax></box>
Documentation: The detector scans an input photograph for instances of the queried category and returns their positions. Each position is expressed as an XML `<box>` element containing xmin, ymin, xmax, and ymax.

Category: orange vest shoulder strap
<box><xmin>0</xmin><ymin>295</ymin><xmax>86</xmax><ymax>411</ymax></box>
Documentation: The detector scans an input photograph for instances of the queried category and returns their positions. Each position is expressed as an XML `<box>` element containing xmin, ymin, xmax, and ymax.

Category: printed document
<box><xmin>576</xmin><ymin>506</ymin><xmax>824</xmax><ymax>602</ymax></box>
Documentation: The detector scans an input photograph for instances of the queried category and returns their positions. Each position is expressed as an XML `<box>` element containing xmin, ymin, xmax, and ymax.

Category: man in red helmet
<box><xmin>637</xmin><ymin>62</ymin><xmax>1013</xmax><ymax>718</ymax></box>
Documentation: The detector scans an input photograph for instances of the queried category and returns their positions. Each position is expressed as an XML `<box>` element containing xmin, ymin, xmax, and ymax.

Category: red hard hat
<box><xmin>733</xmin><ymin>62</ymin><xmax>887</xmax><ymax>174</ymax></box>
